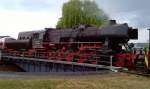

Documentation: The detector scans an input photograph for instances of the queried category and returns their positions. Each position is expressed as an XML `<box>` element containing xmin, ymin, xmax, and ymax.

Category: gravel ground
<box><xmin>0</xmin><ymin>70</ymin><xmax>114</xmax><ymax>79</ymax></box>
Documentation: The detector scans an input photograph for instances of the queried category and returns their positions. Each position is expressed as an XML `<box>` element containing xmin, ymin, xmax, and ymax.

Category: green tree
<box><xmin>56</xmin><ymin>0</ymin><xmax>109</xmax><ymax>29</ymax></box>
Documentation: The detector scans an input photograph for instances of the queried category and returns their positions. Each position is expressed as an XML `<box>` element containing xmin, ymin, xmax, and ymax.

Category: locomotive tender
<box><xmin>1</xmin><ymin>20</ymin><xmax>138</xmax><ymax>68</ymax></box>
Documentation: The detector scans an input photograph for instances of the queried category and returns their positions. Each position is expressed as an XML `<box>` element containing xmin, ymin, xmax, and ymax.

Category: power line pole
<box><xmin>147</xmin><ymin>29</ymin><xmax>150</xmax><ymax>73</ymax></box>
<box><xmin>148</xmin><ymin>29</ymin><xmax>150</xmax><ymax>50</ymax></box>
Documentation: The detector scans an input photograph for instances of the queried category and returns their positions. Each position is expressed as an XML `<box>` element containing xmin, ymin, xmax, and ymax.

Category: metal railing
<box><xmin>2</xmin><ymin>50</ymin><xmax>121</xmax><ymax>72</ymax></box>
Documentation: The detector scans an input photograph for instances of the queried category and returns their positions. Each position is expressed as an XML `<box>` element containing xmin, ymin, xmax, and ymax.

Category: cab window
<box><xmin>33</xmin><ymin>33</ymin><xmax>39</xmax><ymax>39</ymax></box>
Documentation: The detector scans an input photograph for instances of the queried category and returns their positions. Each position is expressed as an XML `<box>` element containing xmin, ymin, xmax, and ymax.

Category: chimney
<box><xmin>109</xmin><ymin>20</ymin><xmax>116</xmax><ymax>25</ymax></box>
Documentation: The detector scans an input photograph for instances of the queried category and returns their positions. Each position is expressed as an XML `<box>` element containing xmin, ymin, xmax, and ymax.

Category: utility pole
<box><xmin>146</xmin><ymin>29</ymin><xmax>150</xmax><ymax>71</ymax></box>
<box><xmin>148</xmin><ymin>29</ymin><xmax>150</xmax><ymax>49</ymax></box>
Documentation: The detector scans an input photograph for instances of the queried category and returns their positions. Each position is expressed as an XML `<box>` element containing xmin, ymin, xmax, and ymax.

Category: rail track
<box><xmin>121</xmin><ymin>69</ymin><xmax>150</xmax><ymax>77</ymax></box>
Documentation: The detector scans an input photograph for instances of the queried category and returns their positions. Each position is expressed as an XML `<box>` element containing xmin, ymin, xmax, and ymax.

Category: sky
<box><xmin>0</xmin><ymin>0</ymin><xmax>149</xmax><ymax>43</ymax></box>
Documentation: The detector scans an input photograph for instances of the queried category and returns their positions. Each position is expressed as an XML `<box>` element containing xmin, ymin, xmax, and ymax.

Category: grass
<box><xmin>0</xmin><ymin>73</ymin><xmax>149</xmax><ymax>89</ymax></box>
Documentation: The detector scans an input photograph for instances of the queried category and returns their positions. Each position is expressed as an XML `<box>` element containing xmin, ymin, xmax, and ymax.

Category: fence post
<box><xmin>0</xmin><ymin>50</ymin><xmax>1</xmax><ymax>60</ymax></box>
<box><xmin>110</xmin><ymin>56</ymin><xmax>113</xmax><ymax>71</ymax></box>
<box><xmin>110</xmin><ymin>56</ymin><xmax>118</xmax><ymax>72</ymax></box>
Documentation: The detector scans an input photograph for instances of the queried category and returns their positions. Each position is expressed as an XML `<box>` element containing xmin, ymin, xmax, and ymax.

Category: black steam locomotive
<box><xmin>1</xmin><ymin>20</ymin><xmax>138</xmax><ymax>67</ymax></box>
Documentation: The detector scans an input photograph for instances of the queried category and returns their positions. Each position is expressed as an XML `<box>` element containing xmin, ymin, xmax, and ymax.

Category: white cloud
<box><xmin>0</xmin><ymin>0</ymin><xmax>70</xmax><ymax>38</ymax></box>
<box><xmin>0</xmin><ymin>10</ymin><xmax>60</xmax><ymax>38</ymax></box>
<box><xmin>130</xmin><ymin>28</ymin><xmax>149</xmax><ymax>43</ymax></box>
<box><xmin>0</xmin><ymin>0</ymin><xmax>68</xmax><ymax>11</ymax></box>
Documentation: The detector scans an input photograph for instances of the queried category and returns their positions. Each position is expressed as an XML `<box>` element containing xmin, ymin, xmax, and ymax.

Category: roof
<box><xmin>0</xmin><ymin>36</ymin><xmax>10</xmax><ymax>39</ymax></box>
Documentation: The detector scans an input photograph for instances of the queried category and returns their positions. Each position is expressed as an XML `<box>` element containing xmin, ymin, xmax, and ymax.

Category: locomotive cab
<box><xmin>18</xmin><ymin>30</ymin><xmax>46</xmax><ymax>49</ymax></box>
<box><xmin>32</xmin><ymin>30</ymin><xmax>45</xmax><ymax>48</ymax></box>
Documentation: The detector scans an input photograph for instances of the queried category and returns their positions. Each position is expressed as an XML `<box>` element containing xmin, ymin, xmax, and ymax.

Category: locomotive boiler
<box><xmin>16</xmin><ymin>21</ymin><xmax>137</xmax><ymax>50</ymax></box>
<box><xmin>3</xmin><ymin>20</ymin><xmax>138</xmax><ymax>68</ymax></box>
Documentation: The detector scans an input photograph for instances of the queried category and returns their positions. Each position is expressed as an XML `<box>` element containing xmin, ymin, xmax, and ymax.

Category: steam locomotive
<box><xmin>0</xmin><ymin>20</ymin><xmax>139</xmax><ymax>68</ymax></box>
